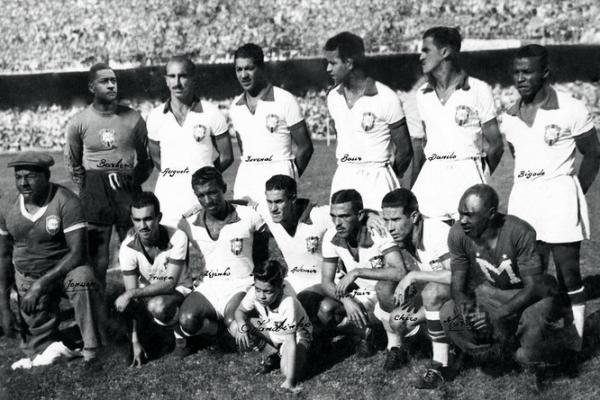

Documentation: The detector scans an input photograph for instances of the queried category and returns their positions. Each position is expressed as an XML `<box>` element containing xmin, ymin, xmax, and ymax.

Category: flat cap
<box><xmin>7</xmin><ymin>151</ymin><xmax>55</xmax><ymax>169</ymax></box>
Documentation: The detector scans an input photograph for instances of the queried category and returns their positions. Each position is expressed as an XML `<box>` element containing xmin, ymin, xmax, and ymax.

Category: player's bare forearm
<box><xmin>410</xmin><ymin>139</ymin><xmax>426</xmax><ymax>187</ymax></box>
<box><xmin>482</xmin><ymin>119</ymin><xmax>503</xmax><ymax>174</ymax></box>
<box><xmin>576</xmin><ymin>128</ymin><xmax>600</xmax><ymax>193</ymax></box>
<box><xmin>497</xmin><ymin>275</ymin><xmax>543</xmax><ymax>317</ymax></box>
<box><xmin>450</xmin><ymin>269</ymin><xmax>473</xmax><ymax>306</ymax></box>
<box><xmin>291</xmin><ymin>121</ymin><xmax>313</xmax><ymax>177</ymax></box>
<box><xmin>38</xmin><ymin>229</ymin><xmax>88</xmax><ymax>289</ymax></box>
<box><xmin>127</xmin><ymin>280</ymin><xmax>176</xmax><ymax>299</ymax></box>
<box><xmin>411</xmin><ymin>270</ymin><xmax>451</xmax><ymax>285</ymax></box>
<box><xmin>214</xmin><ymin>133</ymin><xmax>234</xmax><ymax>172</ymax></box>
<box><xmin>148</xmin><ymin>139</ymin><xmax>161</xmax><ymax>171</ymax></box>
<box><xmin>283</xmin><ymin>335</ymin><xmax>298</xmax><ymax>385</ymax></box>
<box><xmin>321</xmin><ymin>261</ymin><xmax>340</xmax><ymax>300</ymax></box>
<box><xmin>354</xmin><ymin>266</ymin><xmax>405</xmax><ymax>282</ymax></box>
<box><xmin>390</xmin><ymin>121</ymin><xmax>413</xmax><ymax>178</ymax></box>
<box><xmin>0</xmin><ymin>255</ymin><xmax>12</xmax><ymax>315</ymax></box>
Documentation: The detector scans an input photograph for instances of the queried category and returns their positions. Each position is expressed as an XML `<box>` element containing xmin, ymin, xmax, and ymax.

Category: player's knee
<box><xmin>388</xmin><ymin>309</ymin><xmax>408</xmax><ymax>334</ymax></box>
<box><xmin>64</xmin><ymin>265</ymin><xmax>99</xmax><ymax>294</ymax></box>
<box><xmin>179</xmin><ymin>310</ymin><xmax>202</xmax><ymax>334</ymax></box>
<box><xmin>421</xmin><ymin>283</ymin><xmax>449</xmax><ymax>311</ymax></box>
<box><xmin>317</xmin><ymin>299</ymin><xmax>337</xmax><ymax>326</ymax></box>
<box><xmin>147</xmin><ymin>297</ymin><xmax>175</xmax><ymax>323</ymax></box>
<box><xmin>375</xmin><ymin>282</ymin><xmax>395</xmax><ymax>313</ymax></box>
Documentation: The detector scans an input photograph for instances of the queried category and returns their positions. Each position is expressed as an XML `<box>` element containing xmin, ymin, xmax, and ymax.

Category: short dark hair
<box><xmin>514</xmin><ymin>44</ymin><xmax>549</xmax><ymax>71</ymax></box>
<box><xmin>461</xmin><ymin>184</ymin><xmax>499</xmax><ymax>211</ymax></box>
<box><xmin>324</xmin><ymin>32</ymin><xmax>365</xmax><ymax>68</ymax></box>
<box><xmin>265</xmin><ymin>175</ymin><xmax>297</xmax><ymax>198</ymax></box>
<box><xmin>423</xmin><ymin>26</ymin><xmax>462</xmax><ymax>53</ymax></box>
<box><xmin>234</xmin><ymin>43</ymin><xmax>265</xmax><ymax>68</ymax></box>
<box><xmin>191</xmin><ymin>166</ymin><xmax>226</xmax><ymax>191</ymax></box>
<box><xmin>253</xmin><ymin>259</ymin><xmax>284</xmax><ymax>287</ymax></box>
<box><xmin>130</xmin><ymin>191</ymin><xmax>161</xmax><ymax>216</ymax></box>
<box><xmin>381</xmin><ymin>189</ymin><xmax>419</xmax><ymax>216</ymax></box>
<box><xmin>88</xmin><ymin>63</ymin><xmax>113</xmax><ymax>83</ymax></box>
<box><xmin>166</xmin><ymin>55</ymin><xmax>196</xmax><ymax>75</ymax></box>
<box><xmin>331</xmin><ymin>189</ymin><xmax>363</xmax><ymax>213</ymax></box>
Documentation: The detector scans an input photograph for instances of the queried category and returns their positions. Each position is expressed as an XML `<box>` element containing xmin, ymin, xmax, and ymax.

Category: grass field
<box><xmin>2</xmin><ymin>142</ymin><xmax>600</xmax><ymax>400</ymax></box>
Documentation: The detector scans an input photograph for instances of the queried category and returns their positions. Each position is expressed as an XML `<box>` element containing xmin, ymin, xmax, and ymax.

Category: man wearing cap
<box><xmin>0</xmin><ymin>152</ymin><xmax>103</xmax><ymax>370</ymax></box>
<box><xmin>64</xmin><ymin>63</ymin><xmax>153</xmax><ymax>287</ymax></box>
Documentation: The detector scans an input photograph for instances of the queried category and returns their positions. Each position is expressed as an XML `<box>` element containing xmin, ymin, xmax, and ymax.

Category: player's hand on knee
<box><xmin>21</xmin><ymin>283</ymin><xmax>44</xmax><ymax>314</ymax></box>
<box><xmin>115</xmin><ymin>292</ymin><xmax>133</xmax><ymax>312</ymax></box>
<box><xmin>394</xmin><ymin>273</ymin><xmax>416</xmax><ymax>307</ymax></box>
<box><xmin>130</xmin><ymin>341</ymin><xmax>146</xmax><ymax>367</ymax></box>
<box><xmin>343</xmin><ymin>299</ymin><xmax>368</xmax><ymax>329</ymax></box>
<box><xmin>236</xmin><ymin>331</ymin><xmax>252</xmax><ymax>352</ymax></box>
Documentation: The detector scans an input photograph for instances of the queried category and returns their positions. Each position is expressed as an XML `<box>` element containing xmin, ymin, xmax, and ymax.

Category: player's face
<box><xmin>193</xmin><ymin>181</ymin><xmax>227</xmax><ymax>216</ymax></box>
<box><xmin>165</xmin><ymin>61</ymin><xmax>193</xmax><ymax>100</ymax></box>
<box><xmin>382</xmin><ymin>207</ymin><xmax>415</xmax><ymax>244</ymax></box>
<box><xmin>90</xmin><ymin>69</ymin><xmax>117</xmax><ymax>102</ymax></box>
<box><xmin>131</xmin><ymin>205</ymin><xmax>161</xmax><ymax>243</ymax></box>
<box><xmin>513</xmin><ymin>57</ymin><xmax>547</xmax><ymax>100</ymax></box>
<box><xmin>330</xmin><ymin>202</ymin><xmax>359</xmax><ymax>239</ymax></box>
<box><xmin>420</xmin><ymin>37</ymin><xmax>444</xmax><ymax>75</ymax></box>
<box><xmin>265</xmin><ymin>189</ymin><xmax>294</xmax><ymax>224</ymax></box>
<box><xmin>235</xmin><ymin>57</ymin><xmax>263</xmax><ymax>93</ymax></box>
<box><xmin>458</xmin><ymin>194</ymin><xmax>492</xmax><ymax>239</ymax></box>
<box><xmin>325</xmin><ymin>49</ymin><xmax>351</xmax><ymax>85</ymax></box>
<box><xmin>254</xmin><ymin>279</ymin><xmax>282</xmax><ymax>308</ymax></box>
<box><xmin>15</xmin><ymin>168</ymin><xmax>49</xmax><ymax>201</ymax></box>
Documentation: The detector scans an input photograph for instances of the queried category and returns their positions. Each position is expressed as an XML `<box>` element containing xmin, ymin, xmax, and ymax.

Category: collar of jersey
<box><xmin>162</xmin><ymin>96</ymin><xmax>203</xmax><ymax>114</ymax></box>
<box><xmin>330</xmin><ymin>223</ymin><xmax>374</xmax><ymax>249</ymax></box>
<box><xmin>335</xmin><ymin>77</ymin><xmax>378</xmax><ymax>97</ymax></box>
<box><xmin>235</xmin><ymin>83</ymin><xmax>275</xmax><ymax>106</ymax></box>
<box><xmin>193</xmin><ymin>202</ymin><xmax>241</xmax><ymax>227</ymax></box>
<box><xmin>506</xmin><ymin>85</ymin><xmax>559</xmax><ymax>118</ymax></box>
<box><xmin>421</xmin><ymin>70</ymin><xmax>470</xmax><ymax>93</ymax></box>
<box><xmin>127</xmin><ymin>224</ymin><xmax>172</xmax><ymax>253</ymax></box>
<box><xmin>19</xmin><ymin>183</ymin><xmax>54</xmax><ymax>222</ymax></box>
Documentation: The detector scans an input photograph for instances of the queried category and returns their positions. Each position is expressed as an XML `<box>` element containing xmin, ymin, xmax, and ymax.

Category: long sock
<box><xmin>425</xmin><ymin>310</ymin><xmax>448</xmax><ymax>366</ymax></box>
<box><xmin>568</xmin><ymin>286</ymin><xmax>586</xmax><ymax>341</ymax></box>
<box><xmin>374</xmin><ymin>303</ymin><xmax>402</xmax><ymax>350</ymax></box>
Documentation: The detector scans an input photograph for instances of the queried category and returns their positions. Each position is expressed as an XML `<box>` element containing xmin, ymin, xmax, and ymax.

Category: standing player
<box><xmin>229</xmin><ymin>43</ymin><xmax>313</xmax><ymax>203</ymax></box>
<box><xmin>319</xmin><ymin>189</ymin><xmax>405</xmax><ymax>356</ymax></box>
<box><xmin>174</xmin><ymin>167</ymin><xmax>264</xmax><ymax>356</ymax></box>
<box><xmin>64</xmin><ymin>63</ymin><xmax>153</xmax><ymax>286</ymax></box>
<box><xmin>372</xmin><ymin>189</ymin><xmax>452</xmax><ymax>387</ymax></box>
<box><xmin>412</xmin><ymin>27</ymin><xmax>503</xmax><ymax>221</ymax></box>
<box><xmin>324</xmin><ymin>32</ymin><xmax>413</xmax><ymax>210</ymax></box>
<box><xmin>0</xmin><ymin>152</ymin><xmax>102</xmax><ymax>369</ymax></box>
<box><xmin>147</xmin><ymin>55</ymin><xmax>233</xmax><ymax>228</ymax></box>
<box><xmin>502</xmin><ymin>44</ymin><xmax>600</xmax><ymax>352</ymax></box>
<box><xmin>440</xmin><ymin>185</ymin><xmax>566</xmax><ymax>378</ymax></box>
<box><xmin>114</xmin><ymin>192</ymin><xmax>191</xmax><ymax>366</ymax></box>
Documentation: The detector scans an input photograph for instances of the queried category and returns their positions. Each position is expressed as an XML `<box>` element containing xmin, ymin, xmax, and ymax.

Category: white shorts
<box><xmin>412</xmin><ymin>158</ymin><xmax>487</xmax><ymax>220</ymax></box>
<box><xmin>194</xmin><ymin>277</ymin><xmax>253</xmax><ymax>318</ymax></box>
<box><xmin>233</xmin><ymin>159</ymin><xmax>298</xmax><ymax>203</ymax></box>
<box><xmin>508</xmin><ymin>175</ymin><xmax>589</xmax><ymax>243</ymax></box>
<box><xmin>331</xmin><ymin>162</ymin><xmax>400</xmax><ymax>210</ymax></box>
<box><xmin>270</xmin><ymin>328</ymin><xmax>313</xmax><ymax>351</ymax></box>
<box><xmin>286</xmin><ymin>274</ymin><xmax>322</xmax><ymax>294</ymax></box>
<box><xmin>154</xmin><ymin>174</ymin><xmax>199</xmax><ymax>228</ymax></box>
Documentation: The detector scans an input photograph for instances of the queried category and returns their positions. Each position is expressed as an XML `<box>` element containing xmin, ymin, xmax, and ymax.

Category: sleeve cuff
<box><xmin>64</xmin><ymin>222</ymin><xmax>87</xmax><ymax>233</ymax></box>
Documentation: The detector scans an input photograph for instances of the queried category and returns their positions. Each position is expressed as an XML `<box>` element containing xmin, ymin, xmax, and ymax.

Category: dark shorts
<box><xmin>80</xmin><ymin>170</ymin><xmax>141</xmax><ymax>227</ymax></box>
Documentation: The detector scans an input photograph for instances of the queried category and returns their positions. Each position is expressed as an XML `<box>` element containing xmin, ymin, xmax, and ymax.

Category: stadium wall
<box><xmin>1</xmin><ymin>45</ymin><xmax>600</xmax><ymax>108</ymax></box>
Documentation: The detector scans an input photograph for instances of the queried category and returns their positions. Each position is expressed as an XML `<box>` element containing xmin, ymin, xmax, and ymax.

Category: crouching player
<box><xmin>235</xmin><ymin>260</ymin><xmax>312</xmax><ymax>394</ymax></box>
<box><xmin>319</xmin><ymin>189</ymin><xmax>404</xmax><ymax>356</ymax></box>
<box><xmin>440</xmin><ymin>184</ymin><xmax>567</xmax><ymax>384</ymax></box>
<box><xmin>0</xmin><ymin>152</ymin><xmax>103</xmax><ymax>370</ymax></box>
<box><xmin>114</xmin><ymin>192</ymin><xmax>191</xmax><ymax>366</ymax></box>
<box><xmin>175</xmin><ymin>167</ymin><xmax>264</xmax><ymax>356</ymax></box>
<box><xmin>373</xmin><ymin>189</ymin><xmax>452</xmax><ymax>387</ymax></box>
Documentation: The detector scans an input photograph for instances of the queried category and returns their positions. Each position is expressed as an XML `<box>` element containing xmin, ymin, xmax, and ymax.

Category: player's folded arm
<box><xmin>481</xmin><ymin>118</ymin><xmax>504</xmax><ymax>173</ymax></box>
<box><xmin>290</xmin><ymin>120</ymin><xmax>313</xmax><ymax>177</ymax></box>
<box><xmin>148</xmin><ymin>139</ymin><xmax>161</xmax><ymax>172</ymax></box>
<box><xmin>575</xmin><ymin>127</ymin><xmax>600</xmax><ymax>193</ymax></box>
<box><xmin>389</xmin><ymin>118</ymin><xmax>413</xmax><ymax>177</ymax></box>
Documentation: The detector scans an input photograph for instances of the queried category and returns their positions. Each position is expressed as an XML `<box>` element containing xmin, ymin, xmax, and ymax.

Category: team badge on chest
<box><xmin>454</xmin><ymin>105</ymin><xmax>474</xmax><ymax>126</ymax></box>
<box><xmin>192</xmin><ymin>124</ymin><xmax>208</xmax><ymax>142</ymax></box>
<box><xmin>305</xmin><ymin>236</ymin><xmax>320</xmax><ymax>253</ymax></box>
<box><xmin>99</xmin><ymin>129</ymin><xmax>116</xmax><ymax>148</ymax></box>
<box><xmin>544</xmin><ymin>124</ymin><xmax>562</xmax><ymax>145</ymax></box>
<box><xmin>265</xmin><ymin>114</ymin><xmax>280</xmax><ymax>133</ymax></box>
<box><xmin>45</xmin><ymin>215</ymin><xmax>61</xmax><ymax>235</ymax></box>
<box><xmin>369</xmin><ymin>255</ymin><xmax>384</xmax><ymax>269</ymax></box>
<box><xmin>230</xmin><ymin>238</ymin><xmax>244</xmax><ymax>255</ymax></box>
<box><xmin>361</xmin><ymin>112</ymin><xmax>376</xmax><ymax>132</ymax></box>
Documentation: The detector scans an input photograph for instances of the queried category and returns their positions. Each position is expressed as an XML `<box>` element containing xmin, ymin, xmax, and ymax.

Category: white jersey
<box><xmin>147</xmin><ymin>99</ymin><xmax>229</xmax><ymax>227</ymax></box>
<box><xmin>414</xmin><ymin>218</ymin><xmax>451</xmax><ymax>272</ymax></box>
<box><xmin>177</xmin><ymin>204</ymin><xmax>264</xmax><ymax>284</ymax></box>
<box><xmin>119</xmin><ymin>225</ymin><xmax>191</xmax><ymax>292</ymax></box>
<box><xmin>321</xmin><ymin>225</ymin><xmax>399</xmax><ymax>291</ymax></box>
<box><xmin>258</xmin><ymin>200</ymin><xmax>331</xmax><ymax>292</ymax></box>
<box><xmin>327</xmin><ymin>78</ymin><xmax>405</xmax><ymax>164</ymax></box>
<box><xmin>230</xmin><ymin>84</ymin><xmax>304</xmax><ymax>162</ymax></box>
<box><xmin>416</xmin><ymin>74</ymin><xmax>496</xmax><ymax>160</ymax></box>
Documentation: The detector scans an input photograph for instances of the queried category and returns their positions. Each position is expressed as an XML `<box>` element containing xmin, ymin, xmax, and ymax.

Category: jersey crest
<box><xmin>361</xmin><ymin>112</ymin><xmax>376</xmax><ymax>132</ymax></box>
<box><xmin>369</xmin><ymin>255</ymin><xmax>384</xmax><ymax>269</ymax></box>
<box><xmin>475</xmin><ymin>253</ymin><xmax>521</xmax><ymax>285</ymax></box>
<box><xmin>99</xmin><ymin>128</ymin><xmax>116</xmax><ymax>148</ymax></box>
<box><xmin>193</xmin><ymin>124</ymin><xmax>208</xmax><ymax>142</ymax></box>
<box><xmin>454</xmin><ymin>105</ymin><xmax>474</xmax><ymax>127</ymax></box>
<box><xmin>230</xmin><ymin>237</ymin><xmax>244</xmax><ymax>255</ymax></box>
<box><xmin>305</xmin><ymin>236</ymin><xmax>320</xmax><ymax>253</ymax></box>
<box><xmin>544</xmin><ymin>124</ymin><xmax>564</xmax><ymax>145</ymax></box>
<box><xmin>45</xmin><ymin>215</ymin><xmax>61</xmax><ymax>235</ymax></box>
<box><xmin>265</xmin><ymin>114</ymin><xmax>280</xmax><ymax>133</ymax></box>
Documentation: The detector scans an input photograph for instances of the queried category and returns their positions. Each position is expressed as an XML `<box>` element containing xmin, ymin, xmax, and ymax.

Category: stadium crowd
<box><xmin>1</xmin><ymin>81</ymin><xmax>599</xmax><ymax>151</ymax></box>
<box><xmin>1</xmin><ymin>0</ymin><xmax>599</xmax><ymax>72</ymax></box>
